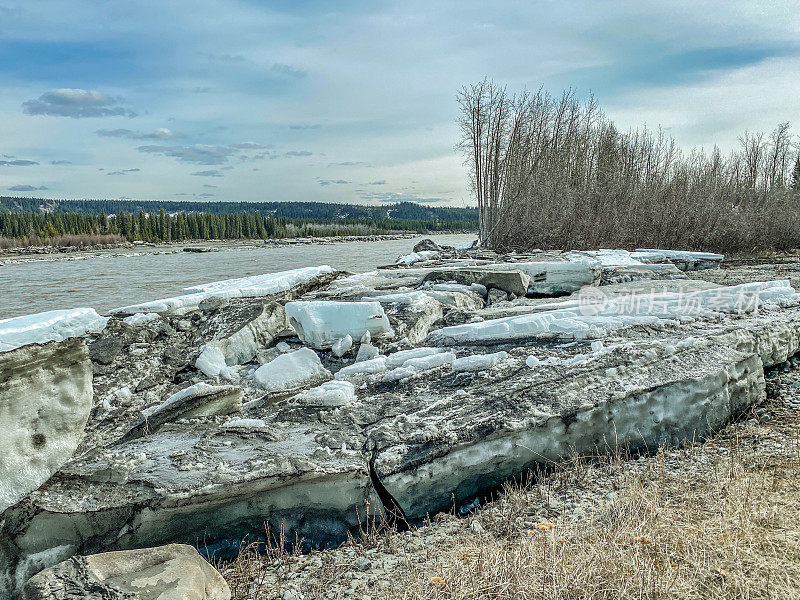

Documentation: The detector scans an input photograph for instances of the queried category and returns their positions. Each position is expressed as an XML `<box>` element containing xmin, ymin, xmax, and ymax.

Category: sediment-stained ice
<box><xmin>0</xmin><ymin>339</ymin><xmax>93</xmax><ymax>513</ymax></box>
<box><xmin>428</xmin><ymin>281</ymin><xmax>799</xmax><ymax>345</ymax></box>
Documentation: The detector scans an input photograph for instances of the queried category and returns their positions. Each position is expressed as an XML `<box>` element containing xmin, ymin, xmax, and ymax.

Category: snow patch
<box><xmin>112</xmin><ymin>266</ymin><xmax>335</xmax><ymax>315</ymax></box>
<box><xmin>0</xmin><ymin>308</ymin><xmax>108</xmax><ymax>352</ymax></box>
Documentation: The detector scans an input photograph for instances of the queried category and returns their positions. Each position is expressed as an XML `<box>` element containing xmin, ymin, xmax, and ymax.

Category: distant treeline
<box><xmin>0</xmin><ymin>199</ymin><xmax>477</xmax><ymax>244</ymax></box>
<box><xmin>0</xmin><ymin>197</ymin><xmax>477</xmax><ymax>225</ymax></box>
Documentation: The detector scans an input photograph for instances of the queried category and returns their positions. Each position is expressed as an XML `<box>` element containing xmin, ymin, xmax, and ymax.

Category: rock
<box><xmin>422</xmin><ymin>268</ymin><xmax>530</xmax><ymax>297</ymax></box>
<box><xmin>88</xmin><ymin>336</ymin><xmax>124</xmax><ymax>365</ymax></box>
<box><xmin>21</xmin><ymin>544</ymin><xmax>230</xmax><ymax>600</ymax></box>
<box><xmin>488</xmin><ymin>288</ymin><xmax>508</xmax><ymax>305</ymax></box>
<box><xmin>0</xmin><ymin>339</ymin><xmax>92</xmax><ymax>513</ymax></box>
<box><xmin>412</xmin><ymin>239</ymin><xmax>442</xmax><ymax>253</ymax></box>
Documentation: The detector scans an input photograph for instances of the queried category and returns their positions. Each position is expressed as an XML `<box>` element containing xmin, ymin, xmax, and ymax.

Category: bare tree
<box><xmin>457</xmin><ymin>79</ymin><xmax>800</xmax><ymax>253</ymax></box>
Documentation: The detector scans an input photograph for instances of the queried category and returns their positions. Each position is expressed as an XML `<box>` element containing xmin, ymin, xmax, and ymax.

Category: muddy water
<box><xmin>0</xmin><ymin>234</ymin><xmax>473</xmax><ymax>319</ymax></box>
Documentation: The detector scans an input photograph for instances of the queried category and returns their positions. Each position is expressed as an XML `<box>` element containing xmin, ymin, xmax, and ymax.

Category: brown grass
<box><xmin>223</xmin><ymin>399</ymin><xmax>800</xmax><ymax>600</ymax></box>
<box><xmin>392</xmin><ymin>409</ymin><xmax>800</xmax><ymax>600</ymax></box>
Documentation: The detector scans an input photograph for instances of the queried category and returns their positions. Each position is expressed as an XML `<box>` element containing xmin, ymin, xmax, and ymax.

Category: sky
<box><xmin>0</xmin><ymin>0</ymin><xmax>799</xmax><ymax>206</ymax></box>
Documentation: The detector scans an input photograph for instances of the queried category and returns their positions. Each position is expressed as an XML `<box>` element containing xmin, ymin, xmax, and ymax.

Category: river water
<box><xmin>0</xmin><ymin>234</ymin><xmax>473</xmax><ymax>320</ymax></box>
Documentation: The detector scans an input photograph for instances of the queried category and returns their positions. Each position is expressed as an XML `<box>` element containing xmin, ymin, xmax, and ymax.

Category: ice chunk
<box><xmin>334</xmin><ymin>356</ymin><xmax>388</xmax><ymax>380</ymax></box>
<box><xmin>141</xmin><ymin>382</ymin><xmax>240</xmax><ymax>419</ymax></box>
<box><xmin>396</xmin><ymin>250</ymin><xmax>439</xmax><ymax>265</ymax></box>
<box><xmin>0</xmin><ymin>308</ymin><xmax>109</xmax><ymax>352</ymax></box>
<box><xmin>276</xmin><ymin>342</ymin><xmax>291</xmax><ymax>353</ymax></box>
<box><xmin>293</xmin><ymin>381</ymin><xmax>357</xmax><ymax>407</ymax></box>
<box><xmin>332</xmin><ymin>335</ymin><xmax>353</xmax><ymax>357</ymax></box>
<box><xmin>381</xmin><ymin>351</ymin><xmax>456</xmax><ymax>383</ymax></box>
<box><xmin>253</xmin><ymin>348</ymin><xmax>331</xmax><ymax>394</ymax></box>
<box><xmin>122</xmin><ymin>312</ymin><xmax>160</xmax><ymax>327</ymax></box>
<box><xmin>452</xmin><ymin>351</ymin><xmax>510</xmax><ymax>372</ymax></box>
<box><xmin>222</xmin><ymin>417</ymin><xmax>269</xmax><ymax>431</ymax></box>
<box><xmin>632</xmin><ymin>249</ymin><xmax>724</xmax><ymax>271</ymax></box>
<box><xmin>384</xmin><ymin>347</ymin><xmax>444</xmax><ymax>368</ymax></box>
<box><xmin>195</xmin><ymin>346</ymin><xmax>226</xmax><ymax>378</ymax></box>
<box><xmin>356</xmin><ymin>342</ymin><xmax>380</xmax><ymax>362</ymax></box>
<box><xmin>525</xmin><ymin>355</ymin><xmax>540</xmax><ymax>368</ymax></box>
<box><xmin>121</xmin><ymin>383</ymin><xmax>244</xmax><ymax>442</ymax></box>
<box><xmin>563</xmin><ymin>249</ymin><xmax>644</xmax><ymax>266</ymax></box>
<box><xmin>285</xmin><ymin>301</ymin><xmax>392</xmax><ymax>349</ymax></box>
<box><xmin>112</xmin><ymin>266</ymin><xmax>336</xmax><ymax>315</ymax></box>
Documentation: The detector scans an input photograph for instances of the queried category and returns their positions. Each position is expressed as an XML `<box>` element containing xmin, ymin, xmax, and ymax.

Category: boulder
<box><xmin>0</xmin><ymin>339</ymin><xmax>92</xmax><ymax>514</ymax></box>
<box><xmin>21</xmin><ymin>544</ymin><xmax>230</xmax><ymax>600</ymax></box>
<box><xmin>412</xmin><ymin>238</ymin><xmax>442</xmax><ymax>253</ymax></box>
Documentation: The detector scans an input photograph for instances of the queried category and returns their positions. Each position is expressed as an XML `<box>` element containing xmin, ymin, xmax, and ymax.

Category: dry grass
<box><xmin>392</xmin><ymin>409</ymin><xmax>800</xmax><ymax>600</ymax></box>
<box><xmin>223</xmin><ymin>399</ymin><xmax>800</xmax><ymax>600</ymax></box>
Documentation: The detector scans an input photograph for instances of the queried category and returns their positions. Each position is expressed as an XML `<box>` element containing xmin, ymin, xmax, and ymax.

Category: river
<box><xmin>0</xmin><ymin>234</ymin><xmax>473</xmax><ymax>319</ymax></box>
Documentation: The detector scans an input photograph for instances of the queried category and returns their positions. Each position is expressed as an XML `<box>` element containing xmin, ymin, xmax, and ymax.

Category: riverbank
<box><xmin>0</xmin><ymin>233</ymin><xmax>437</xmax><ymax>263</ymax></box>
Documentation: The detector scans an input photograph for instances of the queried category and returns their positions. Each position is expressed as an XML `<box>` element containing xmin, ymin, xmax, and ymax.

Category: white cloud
<box><xmin>22</xmin><ymin>89</ymin><xmax>136</xmax><ymax>118</ymax></box>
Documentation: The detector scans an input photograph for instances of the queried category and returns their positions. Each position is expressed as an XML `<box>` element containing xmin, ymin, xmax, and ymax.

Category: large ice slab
<box><xmin>428</xmin><ymin>281</ymin><xmax>799</xmax><ymax>344</ymax></box>
<box><xmin>0</xmin><ymin>308</ymin><xmax>109</xmax><ymax>352</ymax></box>
<box><xmin>112</xmin><ymin>266</ymin><xmax>337</xmax><ymax>315</ymax></box>
<box><xmin>285</xmin><ymin>301</ymin><xmax>392</xmax><ymax>349</ymax></box>
<box><xmin>632</xmin><ymin>249</ymin><xmax>724</xmax><ymax>271</ymax></box>
<box><xmin>490</xmin><ymin>261</ymin><xmax>598</xmax><ymax>295</ymax></box>
<box><xmin>370</xmin><ymin>339</ymin><xmax>765</xmax><ymax>519</ymax></box>
<box><xmin>195</xmin><ymin>302</ymin><xmax>288</xmax><ymax>377</ymax></box>
<box><xmin>0</xmin><ymin>339</ymin><xmax>92</xmax><ymax>513</ymax></box>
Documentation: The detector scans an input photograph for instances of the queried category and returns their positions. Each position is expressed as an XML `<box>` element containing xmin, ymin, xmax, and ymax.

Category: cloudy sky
<box><xmin>1</xmin><ymin>1</ymin><xmax>798</xmax><ymax>206</ymax></box>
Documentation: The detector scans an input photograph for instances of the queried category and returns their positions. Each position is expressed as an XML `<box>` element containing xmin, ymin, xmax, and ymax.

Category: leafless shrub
<box><xmin>458</xmin><ymin>80</ymin><xmax>800</xmax><ymax>253</ymax></box>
